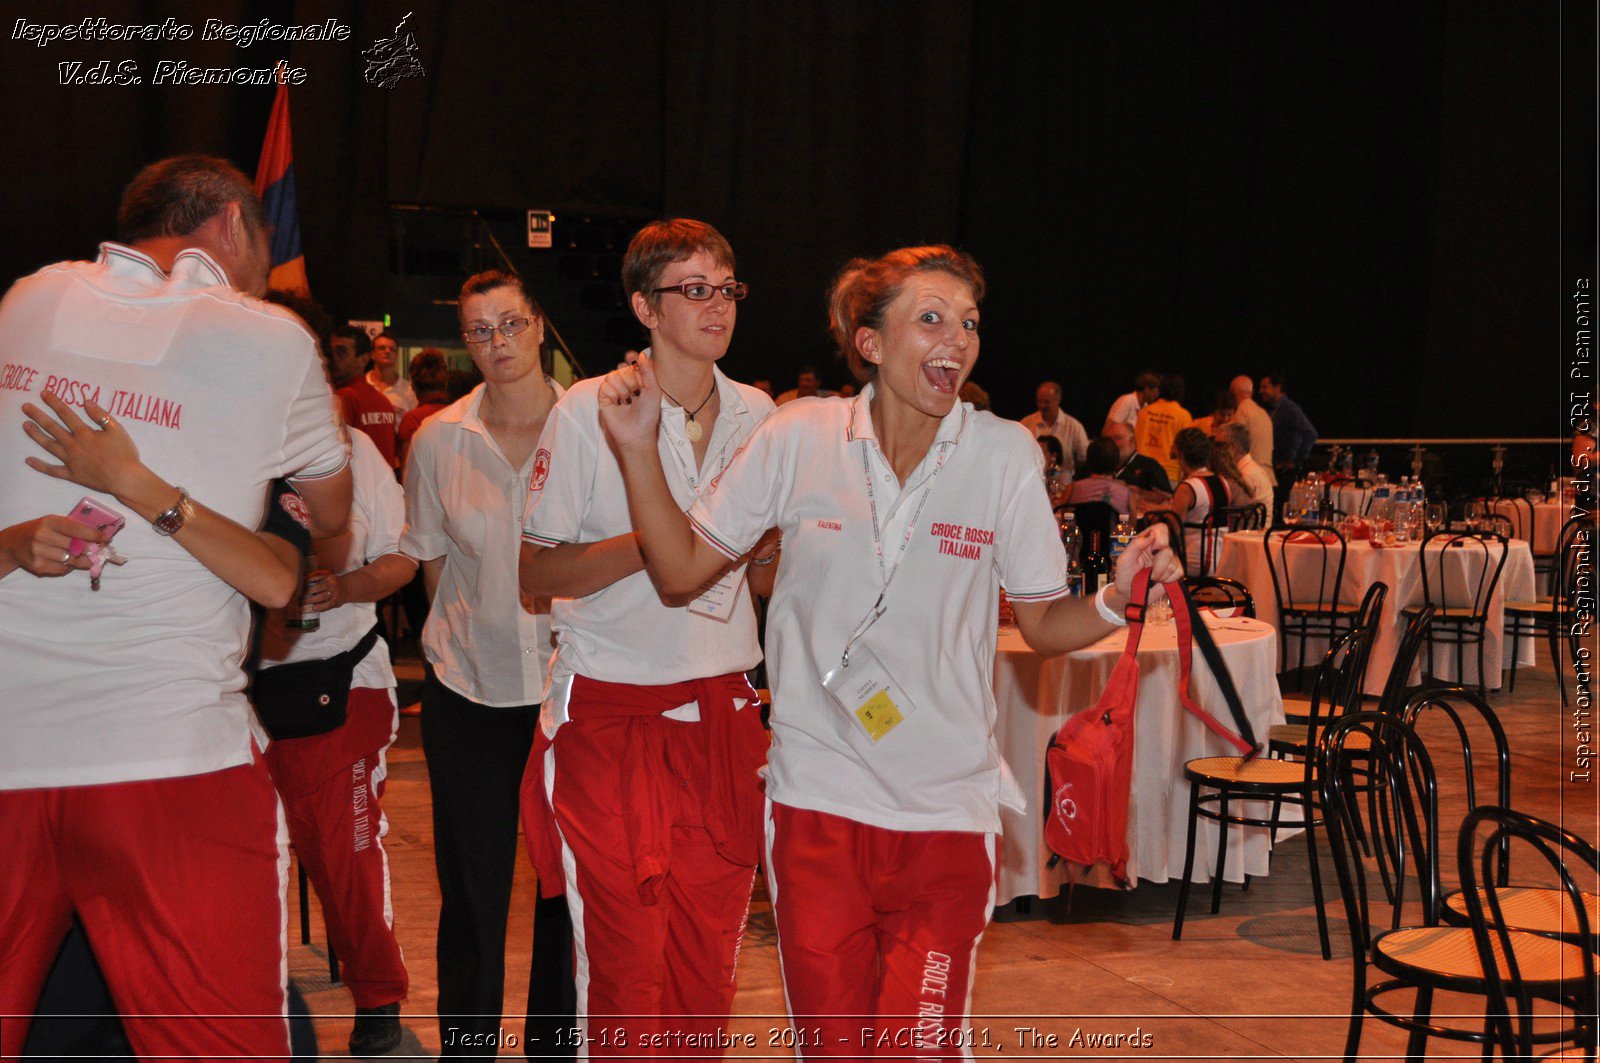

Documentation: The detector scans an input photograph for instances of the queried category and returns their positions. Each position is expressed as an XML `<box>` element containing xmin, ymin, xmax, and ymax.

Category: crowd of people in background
<box><xmin>1014</xmin><ymin>367</ymin><xmax>1320</xmax><ymax>575</ymax></box>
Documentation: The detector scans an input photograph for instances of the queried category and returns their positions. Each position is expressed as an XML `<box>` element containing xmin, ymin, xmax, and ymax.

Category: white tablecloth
<box><xmin>1491</xmin><ymin>499</ymin><xmax>1565</xmax><ymax>554</ymax></box>
<box><xmin>1215</xmin><ymin>531</ymin><xmax>1536</xmax><ymax>694</ymax></box>
<box><xmin>993</xmin><ymin>617</ymin><xmax>1285</xmax><ymax>904</ymax></box>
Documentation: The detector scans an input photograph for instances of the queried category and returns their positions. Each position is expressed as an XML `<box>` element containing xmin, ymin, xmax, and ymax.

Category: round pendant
<box><xmin>685</xmin><ymin>418</ymin><xmax>704</xmax><ymax>443</ymax></box>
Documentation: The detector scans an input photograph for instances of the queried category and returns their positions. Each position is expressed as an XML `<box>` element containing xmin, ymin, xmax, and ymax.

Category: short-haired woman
<box><xmin>591</xmin><ymin>245</ymin><xmax>1178</xmax><ymax>1056</ymax></box>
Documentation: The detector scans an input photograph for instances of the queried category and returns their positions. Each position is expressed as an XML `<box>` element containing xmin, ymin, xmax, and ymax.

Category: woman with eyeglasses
<box><xmin>591</xmin><ymin>245</ymin><xmax>1179</xmax><ymax>1057</ymax></box>
<box><xmin>519</xmin><ymin>218</ymin><xmax>779</xmax><ymax>1054</ymax></box>
<box><xmin>399</xmin><ymin>269</ymin><xmax>573</xmax><ymax>1056</ymax></box>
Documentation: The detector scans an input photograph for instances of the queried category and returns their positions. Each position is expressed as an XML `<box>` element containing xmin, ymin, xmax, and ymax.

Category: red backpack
<box><xmin>1044</xmin><ymin>570</ymin><xmax>1259</xmax><ymax>887</ymax></box>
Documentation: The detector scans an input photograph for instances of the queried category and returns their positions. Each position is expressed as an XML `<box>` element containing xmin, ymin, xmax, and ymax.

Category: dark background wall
<box><xmin>1</xmin><ymin>0</ymin><xmax>1592</xmax><ymax>437</ymax></box>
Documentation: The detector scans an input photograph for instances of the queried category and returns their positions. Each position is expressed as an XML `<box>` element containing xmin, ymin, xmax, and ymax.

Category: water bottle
<box><xmin>1371</xmin><ymin>475</ymin><xmax>1392</xmax><ymax>526</ymax></box>
<box><xmin>1110</xmin><ymin>513</ymin><xmax>1133</xmax><ymax>578</ymax></box>
<box><xmin>1059</xmin><ymin>512</ymin><xmax>1085</xmax><ymax>596</ymax></box>
<box><xmin>1392</xmin><ymin>480</ymin><xmax>1412</xmax><ymax>543</ymax></box>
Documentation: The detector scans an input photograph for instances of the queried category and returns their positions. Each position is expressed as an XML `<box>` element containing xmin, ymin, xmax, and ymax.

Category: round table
<box><xmin>1491</xmin><ymin>499</ymin><xmax>1566</xmax><ymax>554</ymax></box>
<box><xmin>993</xmin><ymin>617</ymin><xmax>1284</xmax><ymax>904</ymax></box>
<box><xmin>1215</xmin><ymin>531</ymin><xmax>1536</xmax><ymax>694</ymax></box>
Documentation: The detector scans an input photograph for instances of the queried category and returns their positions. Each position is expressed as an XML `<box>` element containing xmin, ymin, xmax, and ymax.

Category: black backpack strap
<box><xmin>1180</xmin><ymin>591</ymin><xmax>1259</xmax><ymax>757</ymax></box>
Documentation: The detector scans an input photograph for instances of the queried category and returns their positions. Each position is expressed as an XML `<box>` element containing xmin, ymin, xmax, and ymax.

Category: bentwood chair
<box><xmin>1319</xmin><ymin>714</ymin><xmax>1592</xmax><ymax>1063</ymax></box>
<box><xmin>1403</xmin><ymin>529</ymin><xmax>1509</xmax><ymax>698</ymax></box>
<box><xmin>1172</xmin><ymin>626</ymin><xmax>1374</xmax><ymax>960</ymax></box>
<box><xmin>1400</xmin><ymin>687</ymin><xmax>1600</xmax><ymax>942</ymax></box>
<box><xmin>1180</xmin><ymin>576</ymin><xmax>1254</xmax><ymax>618</ymax></box>
<box><xmin>1262</xmin><ymin>523</ymin><xmax>1358</xmax><ymax>687</ymax></box>
<box><xmin>1224</xmin><ymin>502</ymin><xmax>1269</xmax><ymax>532</ymax></box>
<box><xmin>1505</xmin><ymin>512</ymin><xmax>1594</xmax><ymax>703</ymax></box>
<box><xmin>1458</xmin><ymin>807</ymin><xmax>1598</xmax><ymax>1061</ymax></box>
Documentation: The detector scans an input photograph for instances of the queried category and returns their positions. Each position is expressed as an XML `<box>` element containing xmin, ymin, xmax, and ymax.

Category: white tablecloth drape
<box><xmin>993</xmin><ymin>618</ymin><xmax>1284</xmax><ymax>905</ymax></box>
<box><xmin>1215</xmin><ymin>531</ymin><xmax>1536</xmax><ymax>694</ymax></box>
<box><xmin>1491</xmin><ymin>499</ymin><xmax>1565</xmax><ymax>555</ymax></box>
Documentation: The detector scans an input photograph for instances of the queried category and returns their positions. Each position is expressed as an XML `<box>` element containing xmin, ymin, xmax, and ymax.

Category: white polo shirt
<box><xmin>521</xmin><ymin>364</ymin><xmax>775</xmax><ymax>690</ymax></box>
<box><xmin>1021</xmin><ymin>410</ymin><xmax>1089</xmax><ymax>474</ymax></box>
<box><xmin>1107</xmin><ymin>391</ymin><xmax>1143</xmax><ymax>432</ymax></box>
<box><xmin>401</xmin><ymin>381</ymin><xmax>562</xmax><ymax>707</ymax></box>
<box><xmin>687</xmin><ymin>385</ymin><xmax>1069</xmax><ymax>834</ymax></box>
<box><xmin>259</xmin><ymin>431</ymin><xmax>407</xmax><ymax>690</ymax></box>
<box><xmin>368</xmin><ymin>369</ymin><xmax>417</xmax><ymax>414</ymax></box>
<box><xmin>0</xmin><ymin>243</ymin><xmax>349</xmax><ymax>790</ymax></box>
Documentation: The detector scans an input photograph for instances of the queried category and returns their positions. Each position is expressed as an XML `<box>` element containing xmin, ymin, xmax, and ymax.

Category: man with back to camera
<box><xmin>1021</xmin><ymin>381</ymin><xmax>1089</xmax><ymax>477</ymax></box>
<box><xmin>0</xmin><ymin>154</ymin><xmax>351</xmax><ymax>1060</ymax></box>
<box><xmin>1229</xmin><ymin>374</ymin><xmax>1275</xmax><ymax>484</ymax></box>
<box><xmin>1135</xmin><ymin>373</ymin><xmax>1192</xmax><ymax>482</ymax></box>
<box><xmin>1258</xmin><ymin>372</ymin><xmax>1317</xmax><ymax>485</ymax></box>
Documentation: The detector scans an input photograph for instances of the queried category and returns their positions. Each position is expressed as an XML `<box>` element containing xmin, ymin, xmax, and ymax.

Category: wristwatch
<box><xmin>151</xmin><ymin>488</ymin><xmax>194</xmax><ymax>536</ymax></box>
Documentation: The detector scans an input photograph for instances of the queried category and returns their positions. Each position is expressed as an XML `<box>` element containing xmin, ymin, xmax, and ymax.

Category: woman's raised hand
<box><xmin>1114</xmin><ymin>522</ymin><xmax>1184</xmax><ymax>601</ymax></box>
<box><xmin>596</xmin><ymin>350</ymin><xmax>663</xmax><ymax>451</ymax></box>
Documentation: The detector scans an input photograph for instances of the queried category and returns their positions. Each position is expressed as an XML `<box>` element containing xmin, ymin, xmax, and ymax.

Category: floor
<box><xmin>290</xmin><ymin>646</ymin><xmax>1593</xmax><ymax>1061</ymax></box>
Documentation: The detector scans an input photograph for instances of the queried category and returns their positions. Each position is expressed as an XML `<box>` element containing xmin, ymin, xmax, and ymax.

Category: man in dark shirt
<box><xmin>1105</xmin><ymin>422</ymin><xmax>1173</xmax><ymax>494</ymax></box>
<box><xmin>1258</xmin><ymin>372</ymin><xmax>1317</xmax><ymax>483</ymax></box>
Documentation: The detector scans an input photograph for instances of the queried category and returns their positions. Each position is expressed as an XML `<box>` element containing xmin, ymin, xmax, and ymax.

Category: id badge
<box><xmin>687</xmin><ymin>564</ymin><xmax>747</xmax><ymax>623</ymax></box>
<box><xmin>820</xmin><ymin>644</ymin><xmax>917</xmax><ymax>743</ymax></box>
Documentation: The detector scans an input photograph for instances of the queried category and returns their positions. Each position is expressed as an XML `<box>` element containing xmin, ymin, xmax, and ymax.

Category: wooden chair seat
<box><xmin>1185</xmin><ymin>755</ymin><xmax>1306</xmax><ymax>790</ymax></box>
<box><xmin>1504</xmin><ymin>599</ymin><xmax>1556</xmax><ymax>614</ymax></box>
<box><xmin>1267</xmin><ymin>723</ymin><xmax>1370</xmax><ymax>751</ymax></box>
<box><xmin>1400</xmin><ymin>604</ymin><xmax>1487</xmax><ymax>620</ymax></box>
<box><xmin>1444</xmin><ymin>886</ymin><xmax>1600</xmax><ymax>939</ymax></box>
<box><xmin>1373</xmin><ymin>925</ymin><xmax>1587</xmax><ymax>989</ymax></box>
<box><xmin>1281</xmin><ymin>601</ymin><xmax>1360</xmax><ymax>615</ymax></box>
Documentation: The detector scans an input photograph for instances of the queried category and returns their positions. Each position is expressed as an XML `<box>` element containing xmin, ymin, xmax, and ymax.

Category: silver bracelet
<box><xmin>1095</xmin><ymin>584</ymin><xmax>1128</xmax><ymax>626</ymax></box>
<box><xmin>750</xmin><ymin>553</ymin><xmax>776</xmax><ymax>567</ymax></box>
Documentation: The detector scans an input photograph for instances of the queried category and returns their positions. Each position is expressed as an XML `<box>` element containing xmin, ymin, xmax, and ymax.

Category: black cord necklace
<box><xmin>659</xmin><ymin>377</ymin><xmax>717</xmax><ymax>442</ymax></box>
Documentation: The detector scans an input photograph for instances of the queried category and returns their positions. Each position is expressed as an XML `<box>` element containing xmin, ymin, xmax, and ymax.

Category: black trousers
<box><xmin>421</xmin><ymin>679</ymin><xmax>575</xmax><ymax>1058</ymax></box>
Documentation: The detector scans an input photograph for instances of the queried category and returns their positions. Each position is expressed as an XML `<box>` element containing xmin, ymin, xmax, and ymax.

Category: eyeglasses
<box><xmin>648</xmin><ymin>281</ymin><xmax>749</xmax><ymax>302</ymax></box>
<box><xmin>462</xmin><ymin>316</ymin><xmax>537</xmax><ymax>345</ymax></box>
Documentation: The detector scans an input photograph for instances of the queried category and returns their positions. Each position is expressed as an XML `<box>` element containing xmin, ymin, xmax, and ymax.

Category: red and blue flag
<box><xmin>253</xmin><ymin>83</ymin><xmax>309</xmax><ymax>296</ymax></box>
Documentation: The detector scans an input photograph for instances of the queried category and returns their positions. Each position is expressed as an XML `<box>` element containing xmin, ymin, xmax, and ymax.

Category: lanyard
<box><xmin>838</xmin><ymin>404</ymin><xmax>963</xmax><ymax>667</ymax></box>
<box><xmin>662</xmin><ymin>407</ymin><xmax>734</xmax><ymax>494</ymax></box>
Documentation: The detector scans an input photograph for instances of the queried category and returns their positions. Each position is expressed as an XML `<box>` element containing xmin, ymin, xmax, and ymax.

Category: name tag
<box><xmin>686</xmin><ymin>564</ymin><xmax>747</xmax><ymax>623</ymax></box>
<box><xmin>821</xmin><ymin>644</ymin><xmax>916</xmax><ymax>743</ymax></box>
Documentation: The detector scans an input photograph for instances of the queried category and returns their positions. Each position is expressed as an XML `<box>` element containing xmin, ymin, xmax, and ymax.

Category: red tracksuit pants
<box><xmin>0</xmin><ymin>748</ymin><xmax>293</xmax><ymax>1061</ymax></box>
<box><xmin>264</xmin><ymin>686</ymin><xmax>408</xmax><ymax>1009</ymax></box>
<box><xmin>544</xmin><ymin>713</ymin><xmax>757</xmax><ymax>1059</ymax></box>
<box><xmin>764</xmin><ymin>802</ymin><xmax>997</xmax><ymax>1061</ymax></box>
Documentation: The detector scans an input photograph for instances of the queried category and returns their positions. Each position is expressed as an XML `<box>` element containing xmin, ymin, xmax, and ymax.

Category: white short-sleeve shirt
<box><xmin>259</xmin><ymin>430</ymin><xmax>410</xmax><ymax>690</ymax></box>
<box><xmin>687</xmin><ymin>385</ymin><xmax>1069</xmax><ymax>834</ymax></box>
<box><xmin>401</xmin><ymin>381</ymin><xmax>562</xmax><ymax>707</ymax></box>
<box><xmin>1107</xmin><ymin>391</ymin><xmax>1142</xmax><ymax>432</ymax></box>
<box><xmin>0</xmin><ymin>244</ymin><xmax>349</xmax><ymax>790</ymax></box>
<box><xmin>1021</xmin><ymin>410</ymin><xmax>1090</xmax><ymax>474</ymax></box>
<box><xmin>521</xmin><ymin>363</ymin><xmax>776</xmax><ymax>691</ymax></box>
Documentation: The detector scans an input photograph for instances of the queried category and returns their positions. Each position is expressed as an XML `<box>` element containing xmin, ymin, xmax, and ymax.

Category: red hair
<box><xmin>827</xmin><ymin>245</ymin><xmax>985</xmax><ymax>383</ymax></box>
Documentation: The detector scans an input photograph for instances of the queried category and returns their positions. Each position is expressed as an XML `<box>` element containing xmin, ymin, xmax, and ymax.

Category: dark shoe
<box><xmin>349</xmin><ymin>1002</ymin><xmax>402</xmax><ymax>1056</ymax></box>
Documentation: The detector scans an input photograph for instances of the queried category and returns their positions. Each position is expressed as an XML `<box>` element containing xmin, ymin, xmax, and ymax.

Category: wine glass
<box><xmin>1463</xmin><ymin>500</ymin><xmax>1484</xmax><ymax>531</ymax></box>
<box><xmin>1425</xmin><ymin>501</ymin><xmax>1447</xmax><ymax>533</ymax></box>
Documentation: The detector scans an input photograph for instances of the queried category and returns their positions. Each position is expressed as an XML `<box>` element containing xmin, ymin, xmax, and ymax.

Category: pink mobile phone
<box><xmin>66</xmin><ymin>497</ymin><xmax>126</xmax><ymax>555</ymax></box>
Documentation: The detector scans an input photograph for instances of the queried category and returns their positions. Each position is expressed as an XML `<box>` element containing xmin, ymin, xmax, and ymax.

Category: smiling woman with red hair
<box><xmin>590</xmin><ymin>244</ymin><xmax>1181</xmax><ymax>1057</ymax></box>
